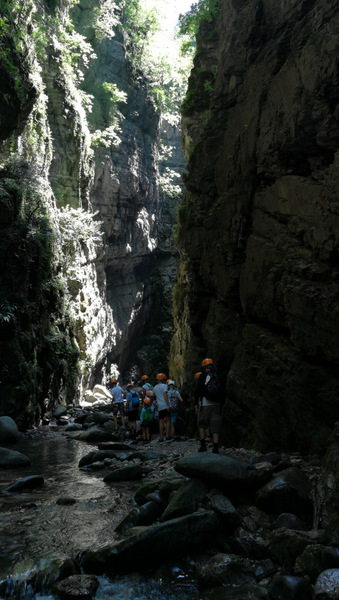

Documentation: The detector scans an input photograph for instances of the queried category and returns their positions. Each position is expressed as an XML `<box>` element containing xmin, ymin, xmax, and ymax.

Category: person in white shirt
<box><xmin>110</xmin><ymin>378</ymin><xmax>125</xmax><ymax>432</ymax></box>
<box><xmin>152</xmin><ymin>373</ymin><xmax>170</xmax><ymax>442</ymax></box>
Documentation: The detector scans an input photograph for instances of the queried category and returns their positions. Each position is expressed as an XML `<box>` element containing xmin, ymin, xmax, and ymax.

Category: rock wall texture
<box><xmin>172</xmin><ymin>0</ymin><xmax>339</xmax><ymax>453</ymax></box>
<box><xmin>0</xmin><ymin>0</ymin><xmax>182</xmax><ymax>423</ymax></box>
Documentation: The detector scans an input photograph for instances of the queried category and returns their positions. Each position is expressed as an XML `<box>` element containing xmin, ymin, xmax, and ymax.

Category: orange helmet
<box><xmin>195</xmin><ymin>372</ymin><xmax>201</xmax><ymax>379</ymax></box>
<box><xmin>144</xmin><ymin>397</ymin><xmax>151</xmax><ymax>405</ymax></box>
<box><xmin>141</xmin><ymin>375</ymin><xmax>148</xmax><ymax>381</ymax></box>
<box><xmin>202</xmin><ymin>358</ymin><xmax>213</xmax><ymax>367</ymax></box>
<box><xmin>146</xmin><ymin>390</ymin><xmax>153</xmax><ymax>397</ymax></box>
<box><xmin>110</xmin><ymin>378</ymin><xmax>117</xmax><ymax>384</ymax></box>
<box><xmin>156</xmin><ymin>373</ymin><xmax>167</xmax><ymax>381</ymax></box>
<box><xmin>126</xmin><ymin>383</ymin><xmax>132</xmax><ymax>389</ymax></box>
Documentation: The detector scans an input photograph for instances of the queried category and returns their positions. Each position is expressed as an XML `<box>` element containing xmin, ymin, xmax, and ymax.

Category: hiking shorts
<box><xmin>170</xmin><ymin>410</ymin><xmax>178</xmax><ymax>423</ymax></box>
<box><xmin>112</xmin><ymin>402</ymin><xmax>125</xmax><ymax>416</ymax></box>
<box><xmin>128</xmin><ymin>409</ymin><xmax>139</xmax><ymax>421</ymax></box>
<box><xmin>198</xmin><ymin>404</ymin><xmax>222</xmax><ymax>434</ymax></box>
<box><xmin>158</xmin><ymin>408</ymin><xmax>170</xmax><ymax>420</ymax></box>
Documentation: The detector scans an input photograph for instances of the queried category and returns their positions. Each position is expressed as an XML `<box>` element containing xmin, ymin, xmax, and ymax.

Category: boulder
<box><xmin>0</xmin><ymin>416</ymin><xmax>20</xmax><ymax>443</ymax></box>
<box><xmin>160</xmin><ymin>478</ymin><xmax>210</xmax><ymax>521</ymax></box>
<box><xmin>79</xmin><ymin>510</ymin><xmax>220</xmax><ymax>574</ymax></box>
<box><xmin>295</xmin><ymin>544</ymin><xmax>339</xmax><ymax>582</ymax></box>
<box><xmin>103</xmin><ymin>464</ymin><xmax>143</xmax><ymax>482</ymax></box>
<box><xmin>269</xmin><ymin>574</ymin><xmax>313</xmax><ymax>600</ymax></box>
<box><xmin>0</xmin><ymin>447</ymin><xmax>30</xmax><ymax>468</ymax></box>
<box><xmin>77</xmin><ymin>427</ymin><xmax>113</xmax><ymax>443</ymax></box>
<box><xmin>115</xmin><ymin>501</ymin><xmax>161</xmax><ymax>534</ymax></box>
<box><xmin>272</xmin><ymin>513</ymin><xmax>309</xmax><ymax>531</ymax></box>
<box><xmin>207</xmin><ymin>489</ymin><xmax>242</xmax><ymax>532</ymax></box>
<box><xmin>201</xmin><ymin>585</ymin><xmax>268</xmax><ymax>600</ymax></box>
<box><xmin>266</xmin><ymin>528</ymin><xmax>328</xmax><ymax>572</ymax></box>
<box><xmin>53</xmin><ymin>574</ymin><xmax>99</xmax><ymax>600</ymax></box>
<box><xmin>2</xmin><ymin>475</ymin><xmax>44</xmax><ymax>493</ymax></box>
<box><xmin>84</xmin><ymin>391</ymin><xmax>96</xmax><ymax>404</ymax></box>
<box><xmin>52</xmin><ymin>406</ymin><xmax>67</xmax><ymax>418</ymax></box>
<box><xmin>314</xmin><ymin>569</ymin><xmax>339</xmax><ymax>599</ymax></box>
<box><xmin>196</xmin><ymin>553</ymin><xmax>276</xmax><ymax>588</ymax></box>
<box><xmin>174</xmin><ymin>453</ymin><xmax>260</xmax><ymax>494</ymax></box>
<box><xmin>92</xmin><ymin>385</ymin><xmax>111</xmax><ymax>400</ymax></box>
<box><xmin>255</xmin><ymin>467</ymin><xmax>313</xmax><ymax>517</ymax></box>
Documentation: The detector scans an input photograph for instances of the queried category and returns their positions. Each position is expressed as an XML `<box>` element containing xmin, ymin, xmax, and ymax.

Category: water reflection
<box><xmin>0</xmin><ymin>431</ymin><xmax>132</xmax><ymax>581</ymax></box>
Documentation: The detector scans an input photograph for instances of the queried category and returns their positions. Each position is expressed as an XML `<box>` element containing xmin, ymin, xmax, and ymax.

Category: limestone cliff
<box><xmin>0</xmin><ymin>0</ymin><xmax>182</xmax><ymax>423</ymax></box>
<box><xmin>173</xmin><ymin>0</ymin><xmax>339</xmax><ymax>453</ymax></box>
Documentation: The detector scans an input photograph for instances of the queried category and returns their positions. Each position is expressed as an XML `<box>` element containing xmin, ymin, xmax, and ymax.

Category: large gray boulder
<box><xmin>0</xmin><ymin>416</ymin><xmax>20</xmax><ymax>443</ymax></box>
<box><xmin>0</xmin><ymin>447</ymin><xmax>30</xmax><ymax>468</ymax></box>
<box><xmin>79</xmin><ymin>510</ymin><xmax>220</xmax><ymax>575</ymax></box>
<box><xmin>313</xmin><ymin>569</ymin><xmax>339</xmax><ymax>599</ymax></box>
<box><xmin>174</xmin><ymin>453</ymin><xmax>260</xmax><ymax>493</ymax></box>
<box><xmin>160</xmin><ymin>478</ymin><xmax>209</xmax><ymax>521</ymax></box>
<box><xmin>3</xmin><ymin>475</ymin><xmax>44</xmax><ymax>492</ymax></box>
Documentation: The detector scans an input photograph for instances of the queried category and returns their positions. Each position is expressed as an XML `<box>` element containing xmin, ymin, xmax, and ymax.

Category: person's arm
<box><xmin>164</xmin><ymin>390</ymin><xmax>170</xmax><ymax>409</ymax></box>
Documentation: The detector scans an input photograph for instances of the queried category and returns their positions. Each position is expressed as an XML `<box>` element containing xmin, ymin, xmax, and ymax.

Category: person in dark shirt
<box><xmin>195</xmin><ymin>358</ymin><xmax>225</xmax><ymax>454</ymax></box>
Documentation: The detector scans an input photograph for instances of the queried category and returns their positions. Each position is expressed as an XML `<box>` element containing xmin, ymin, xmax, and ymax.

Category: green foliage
<box><xmin>178</xmin><ymin>0</ymin><xmax>220</xmax><ymax>58</ymax></box>
<box><xmin>0</xmin><ymin>157</ymin><xmax>79</xmax><ymax>425</ymax></box>
<box><xmin>59</xmin><ymin>206</ymin><xmax>103</xmax><ymax>246</ymax></box>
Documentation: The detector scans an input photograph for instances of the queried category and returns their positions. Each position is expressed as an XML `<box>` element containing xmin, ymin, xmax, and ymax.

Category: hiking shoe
<box><xmin>212</xmin><ymin>445</ymin><xmax>219</xmax><ymax>454</ymax></box>
<box><xmin>198</xmin><ymin>445</ymin><xmax>207</xmax><ymax>452</ymax></box>
<box><xmin>158</xmin><ymin>438</ymin><xmax>164</xmax><ymax>443</ymax></box>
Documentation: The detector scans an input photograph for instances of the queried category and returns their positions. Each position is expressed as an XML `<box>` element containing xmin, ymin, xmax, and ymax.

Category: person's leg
<box><xmin>210</xmin><ymin>406</ymin><xmax>222</xmax><ymax>453</ymax></box>
<box><xmin>198</xmin><ymin>407</ymin><xmax>208</xmax><ymax>451</ymax></box>
<box><xmin>159</xmin><ymin>417</ymin><xmax>164</xmax><ymax>440</ymax></box>
<box><xmin>165</xmin><ymin>413</ymin><xmax>170</xmax><ymax>438</ymax></box>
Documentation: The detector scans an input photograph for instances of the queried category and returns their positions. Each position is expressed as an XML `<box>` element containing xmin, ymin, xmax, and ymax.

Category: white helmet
<box><xmin>167</xmin><ymin>380</ymin><xmax>175</xmax><ymax>387</ymax></box>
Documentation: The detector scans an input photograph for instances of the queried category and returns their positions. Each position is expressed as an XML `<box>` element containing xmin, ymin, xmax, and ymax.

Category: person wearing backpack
<box><xmin>139</xmin><ymin>375</ymin><xmax>154</xmax><ymax>400</ymax></box>
<box><xmin>195</xmin><ymin>358</ymin><xmax>225</xmax><ymax>454</ymax></box>
<box><xmin>126</xmin><ymin>383</ymin><xmax>140</xmax><ymax>439</ymax></box>
<box><xmin>139</xmin><ymin>394</ymin><xmax>154</xmax><ymax>442</ymax></box>
<box><xmin>167</xmin><ymin>380</ymin><xmax>183</xmax><ymax>439</ymax></box>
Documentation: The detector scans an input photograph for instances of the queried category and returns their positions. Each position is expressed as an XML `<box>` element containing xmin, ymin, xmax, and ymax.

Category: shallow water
<box><xmin>0</xmin><ymin>430</ymin><xmax>135</xmax><ymax>582</ymax></box>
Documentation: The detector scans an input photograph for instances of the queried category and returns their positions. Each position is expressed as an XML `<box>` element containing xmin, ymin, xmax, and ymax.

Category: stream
<box><xmin>0</xmin><ymin>429</ymin><xmax>200</xmax><ymax>599</ymax></box>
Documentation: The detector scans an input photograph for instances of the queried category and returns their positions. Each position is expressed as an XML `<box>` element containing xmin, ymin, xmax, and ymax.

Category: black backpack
<box><xmin>204</xmin><ymin>371</ymin><xmax>221</xmax><ymax>400</ymax></box>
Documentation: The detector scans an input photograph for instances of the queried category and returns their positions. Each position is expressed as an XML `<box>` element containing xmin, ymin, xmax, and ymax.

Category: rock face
<box><xmin>0</xmin><ymin>0</ymin><xmax>183</xmax><ymax>422</ymax></box>
<box><xmin>172</xmin><ymin>0</ymin><xmax>339</xmax><ymax>453</ymax></box>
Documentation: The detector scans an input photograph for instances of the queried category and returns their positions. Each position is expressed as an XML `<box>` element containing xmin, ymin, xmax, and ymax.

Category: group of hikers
<box><xmin>109</xmin><ymin>358</ymin><xmax>225</xmax><ymax>453</ymax></box>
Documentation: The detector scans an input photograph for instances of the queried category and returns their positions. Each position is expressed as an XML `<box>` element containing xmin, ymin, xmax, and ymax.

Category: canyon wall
<box><xmin>172</xmin><ymin>0</ymin><xmax>339</xmax><ymax>453</ymax></box>
<box><xmin>0</xmin><ymin>0</ymin><xmax>182</xmax><ymax>424</ymax></box>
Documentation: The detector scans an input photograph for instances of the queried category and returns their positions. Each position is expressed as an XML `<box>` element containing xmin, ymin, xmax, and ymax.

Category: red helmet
<box><xmin>141</xmin><ymin>375</ymin><xmax>148</xmax><ymax>381</ymax></box>
<box><xmin>156</xmin><ymin>373</ymin><xmax>167</xmax><ymax>381</ymax></box>
<box><xmin>202</xmin><ymin>358</ymin><xmax>213</xmax><ymax>367</ymax></box>
<box><xmin>195</xmin><ymin>372</ymin><xmax>201</xmax><ymax>379</ymax></box>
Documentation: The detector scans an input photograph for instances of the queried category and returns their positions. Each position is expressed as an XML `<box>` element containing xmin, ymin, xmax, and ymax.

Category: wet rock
<box><xmin>161</xmin><ymin>478</ymin><xmax>210</xmax><ymax>521</ymax></box>
<box><xmin>269</xmin><ymin>574</ymin><xmax>313</xmax><ymax>600</ymax></box>
<box><xmin>79</xmin><ymin>510</ymin><xmax>220</xmax><ymax>574</ymax></box>
<box><xmin>57</xmin><ymin>497</ymin><xmax>77</xmax><ymax>505</ymax></box>
<box><xmin>53</xmin><ymin>574</ymin><xmax>99</xmax><ymax>599</ymax></box>
<box><xmin>206</xmin><ymin>489</ymin><xmax>242</xmax><ymax>532</ymax></box>
<box><xmin>52</xmin><ymin>406</ymin><xmax>67</xmax><ymax>418</ymax></box>
<box><xmin>0</xmin><ymin>416</ymin><xmax>20</xmax><ymax>443</ymax></box>
<box><xmin>255</xmin><ymin>467</ymin><xmax>313</xmax><ymax>516</ymax></box>
<box><xmin>228</xmin><ymin>528</ymin><xmax>269</xmax><ymax>561</ymax></box>
<box><xmin>273</xmin><ymin>513</ymin><xmax>309</xmax><ymax>531</ymax></box>
<box><xmin>65</xmin><ymin>423</ymin><xmax>83</xmax><ymax>432</ymax></box>
<box><xmin>134</xmin><ymin>477</ymin><xmax>185</xmax><ymax>506</ymax></box>
<box><xmin>266</xmin><ymin>528</ymin><xmax>328</xmax><ymax>572</ymax></box>
<box><xmin>115</xmin><ymin>501</ymin><xmax>162</xmax><ymax>534</ymax></box>
<box><xmin>0</xmin><ymin>447</ymin><xmax>30</xmax><ymax>468</ymax></box>
<box><xmin>78</xmin><ymin>450</ymin><xmax>120</xmax><ymax>468</ymax></box>
<box><xmin>77</xmin><ymin>427</ymin><xmax>114</xmax><ymax>443</ymax></box>
<box><xmin>313</xmin><ymin>569</ymin><xmax>339</xmax><ymax>599</ymax></box>
<box><xmin>196</xmin><ymin>553</ymin><xmax>276</xmax><ymax>588</ymax></box>
<box><xmin>103</xmin><ymin>464</ymin><xmax>143</xmax><ymax>482</ymax></box>
<box><xmin>93</xmin><ymin>413</ymin><xmax>112</xmax><ymax>425</ymax></box>
<box><xmin>174</xmin><ymin>453</ymin><xmax>260</xmax><ymax>494</ymax></box>
<box><xmin>2</xmin><ymin>475</ymin><xmax>44</xmax><ymax>493</ymax></box>
<box><xmin>295</xmin><ymin>544</ymin><xmax>339</xmax><ymax>582</ymax></box>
